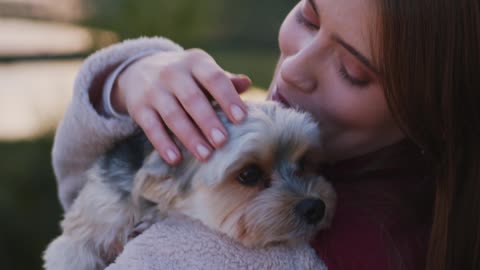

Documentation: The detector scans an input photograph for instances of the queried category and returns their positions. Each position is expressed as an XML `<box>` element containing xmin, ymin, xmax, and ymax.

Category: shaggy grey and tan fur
<box><xmin>43</xmin><ymin>101</ymin><xmax>336</xmax><ymax>270</ymax></box>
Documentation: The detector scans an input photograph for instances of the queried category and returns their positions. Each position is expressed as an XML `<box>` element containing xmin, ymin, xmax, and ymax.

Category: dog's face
<box><xmin>135</xmin><ymin>101</ymin><xmax>336</xmax><ymax>248</ymax></box>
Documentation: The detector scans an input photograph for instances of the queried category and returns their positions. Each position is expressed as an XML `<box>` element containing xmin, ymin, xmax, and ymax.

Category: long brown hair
<box><xmin>376</xmin><ymin>0</ymin><xmax>480</xmax><ymax>269</ymax></box>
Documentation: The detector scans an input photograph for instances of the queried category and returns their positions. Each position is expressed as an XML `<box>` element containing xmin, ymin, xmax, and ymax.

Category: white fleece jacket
<box><xmin>52</xmin><ymin>37</ymin><xmax>327</xmax><ymax>269</ymax></box>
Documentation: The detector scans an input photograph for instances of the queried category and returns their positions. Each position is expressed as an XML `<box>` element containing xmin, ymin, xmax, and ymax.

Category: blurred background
<box><xmin>0</xmin><ymin>0</ymin><xmax>294</xmax><ymax>269</ymax></box>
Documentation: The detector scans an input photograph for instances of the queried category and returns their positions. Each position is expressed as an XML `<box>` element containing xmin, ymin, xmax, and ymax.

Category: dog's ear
<box><xmin>139</xmin><ymin>152</ymin><xmax>173</xmax><ymax>179</ymax></box>
<box><xmin>132</xmin><ymin>153</ymin><xmax>175</xmax><ymax>206</ymax></box>
<box><xmin>133</xmin><ymin>151</ymin><xmax>199</xmax><ymax>207</ymax></box>
<box><xmin>139</xmin><ymin>149</ymin><xmax>198</xmax><ymax>182</ymax></box>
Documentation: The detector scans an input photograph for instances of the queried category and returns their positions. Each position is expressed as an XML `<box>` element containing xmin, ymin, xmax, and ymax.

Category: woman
<box><xmin>52</xmin><ymin>0</ymin><xmax>480</xmax><ymax>269</ymax></box>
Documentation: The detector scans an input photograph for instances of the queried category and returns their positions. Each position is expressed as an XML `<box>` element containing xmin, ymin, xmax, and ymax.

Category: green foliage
<box><xmin>211</xmin><ymin>49</ymin><xmax>278</xmax><ymax>88</ymax></box>
<box><xmin>84</xmin><ymin>0</ymin><xmax>220</xmax><ymax>45</ymax></box>
<box><xmin>83</xmin><ymin>0</ymin><xmax>294</xmax><ymax>49</ymax></box>
<box><xmin>216</xmin><ymin>0</ymin><xmax>294</xmax><ymax>49</ymax></box>
<box><xmin>0</xmin><ymin>137</ymin><xmax>62</xmax><ymax>270</ymax></box>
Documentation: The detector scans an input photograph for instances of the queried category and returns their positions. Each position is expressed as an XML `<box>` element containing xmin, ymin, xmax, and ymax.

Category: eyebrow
<box><xmin>307</xmin><ymin>0</ymin><xmax>380</xmax><ymax>75</ymax></box>
<box><xmin>331</xmin><ymin>34</ymin><xmax>380</xmax><ymax>75</ymax></box>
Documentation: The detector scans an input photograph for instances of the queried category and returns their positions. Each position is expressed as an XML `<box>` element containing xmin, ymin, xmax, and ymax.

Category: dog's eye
<box><xmin>237</xmin><ymin>165</ymin><xmax>264</xmax><ymax>187</ymax></box>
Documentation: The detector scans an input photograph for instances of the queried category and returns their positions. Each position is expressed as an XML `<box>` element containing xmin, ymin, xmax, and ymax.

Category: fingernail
<box><xmin>196</xmin><ymin>144</ymin><xmax>210</xmax><ymax>159</ymax></box>
<box><xmin>239</xmin><ymin>74</ymin><xmax>251</xmax><ymax>83</ymax></box>
<box><xmin>231</xmin><ymin>104</ymin><xmax>246</xmax><ymax>122</ymax></box>
<box><xmin>211</xmin><ymin>128</ymin><xmax>226</xmax><ymax>145</ymax></box>
<box><xmin>166</xmin><ymin>149</ymin><xmax>178</xmax><ymax>162</ymax></box>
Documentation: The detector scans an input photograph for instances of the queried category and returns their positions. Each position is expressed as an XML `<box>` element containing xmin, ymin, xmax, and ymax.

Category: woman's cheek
<box><xmin>278</xmin><ymin>6</ymin><xmax>304</xmax><ymax>56</ymax></box>
<box><xmin>324</xmin><ymin>86</ymin><xmax>393</xmax><ymax>131</ymax></box>
<box><xmin>312</xmin><ymin>76</ymin><xmax>368</xmax><ymax>128</ymax></box>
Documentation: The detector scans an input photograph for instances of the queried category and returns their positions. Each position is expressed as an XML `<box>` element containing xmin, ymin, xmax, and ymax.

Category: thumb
<box><xmin>228</xmin><ymin>73</ymin><xmax>252</xmax><ymax>94</ymax></box>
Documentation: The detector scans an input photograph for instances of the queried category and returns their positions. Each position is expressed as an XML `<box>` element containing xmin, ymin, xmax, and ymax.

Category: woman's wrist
<box><xmin>111</xmin><ymin>77</ymin><xmax>128</xmax><ymax>115</ymax></box>
<box><xmin>103</xmin><ymin>50</ymin><xmax>159</xmax><ymax>118</ymax></box>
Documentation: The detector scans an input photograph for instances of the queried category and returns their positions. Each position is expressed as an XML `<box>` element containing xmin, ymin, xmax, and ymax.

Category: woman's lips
<box><xmin>271</xmin><ymin>86</ymin><xmax>291</xmax><ymax>108</ymax></box>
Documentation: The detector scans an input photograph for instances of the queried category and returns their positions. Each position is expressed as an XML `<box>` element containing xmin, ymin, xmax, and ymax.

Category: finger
<box><xmin>133</xmin><ymin>107</ymin><xmax>181</xmax><ymax>165</ymax></box>
<box><xmin>151</xmin><ymin>91</ymin><xmax>213</xmax><ymax>161</ymax></box>
<box><xmin>227</xmin><ymin>73</ymin><xmax>252</xmax><ymax>94</ymax></box>
<box><xmin>199</xmin><ymin>73</ymin><xmax>251</xmax><ymax>102</ymax></box>
<box><xmin>169</xmin><ymin>75</ymin><xmax>228</xmax><ymax>148</ymax></box>
<box><xmin>192</xmin><ymin>63</ymin><xmax>247</xmax><ymax>124</ymax></box>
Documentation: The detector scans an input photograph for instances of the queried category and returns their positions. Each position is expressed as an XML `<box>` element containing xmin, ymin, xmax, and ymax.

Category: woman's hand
<box><xmin>111</xmin><ymin>49</ymin><xmax>251</xmax><ymax>165</ymax></box>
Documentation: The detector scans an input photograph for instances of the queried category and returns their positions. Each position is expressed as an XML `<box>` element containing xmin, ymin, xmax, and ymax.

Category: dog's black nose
<box><xmin>295</xmin><ymin>198</ymin><xmax>326</xmax><ymax>225</ymax></box>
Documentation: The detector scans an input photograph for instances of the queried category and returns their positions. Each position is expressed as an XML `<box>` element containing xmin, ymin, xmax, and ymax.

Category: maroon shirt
<box><xmin>311</xmin><ymin>140</ymin><xmax>434</xmax><ymax>270</ymax></box>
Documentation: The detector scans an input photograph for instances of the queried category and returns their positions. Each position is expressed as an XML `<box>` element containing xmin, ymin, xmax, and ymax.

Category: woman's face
<box><xmin>268</xmin><ymin>0</ymin><xmax>404</xmax><ymax>162</ymax></box>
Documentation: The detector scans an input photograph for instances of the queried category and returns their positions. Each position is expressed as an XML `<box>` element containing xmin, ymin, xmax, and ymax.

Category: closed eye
<box><xmin>295</xmin><ymin>0</ymin><xmax>319</xmax><ymax>30</ymax></box>
<box><xmin>295</xmin><ymin>9</ymin><xmax>318</xmax><ymax>30</ymax></box>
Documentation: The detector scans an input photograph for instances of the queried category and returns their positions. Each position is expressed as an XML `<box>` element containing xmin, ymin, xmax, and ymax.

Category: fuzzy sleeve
<box><xmin>52</xmin><ymin>37</ymin><xmax>183</xmax><ymax>211</ymax></box>
<box><xmin>105</xmin><ymin>215</ymin><xmax>328</xmax><ymax>270</ymax></box>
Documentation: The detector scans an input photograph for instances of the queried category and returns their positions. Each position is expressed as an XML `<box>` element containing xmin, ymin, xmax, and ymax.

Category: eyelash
<box><xmin>295</xmin><ymin>1</ymin><xmax>369</xmax><ymax>88</ymax></box>
<box><xmin>295</xmin><ymin>9</ymin><xmax>318</xmax><ymax>30</ymax></box>
<box><xmin>338</xmin><ymin>65</ymin><xmax>370</xmax><ymax>87</ymax></box>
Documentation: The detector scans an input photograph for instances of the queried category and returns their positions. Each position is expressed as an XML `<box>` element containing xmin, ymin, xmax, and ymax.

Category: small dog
<box><xmin>43</xmin><ymin>101</ymin><xmax>336</xmax><ymax>270</ymax></box>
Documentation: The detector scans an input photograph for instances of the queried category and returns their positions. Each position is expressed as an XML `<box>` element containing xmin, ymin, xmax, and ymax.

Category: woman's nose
<box><xmin>279</xmin><ymin>50</ymin><xmax>317</xmax><ymax>92</ymax></box>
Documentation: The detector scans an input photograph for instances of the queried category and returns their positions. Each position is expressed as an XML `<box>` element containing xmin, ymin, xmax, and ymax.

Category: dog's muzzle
<box><xmin>295</xmin><ymin>198</ymin><xmax>326</xmax><ymax>225</ymax></box>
